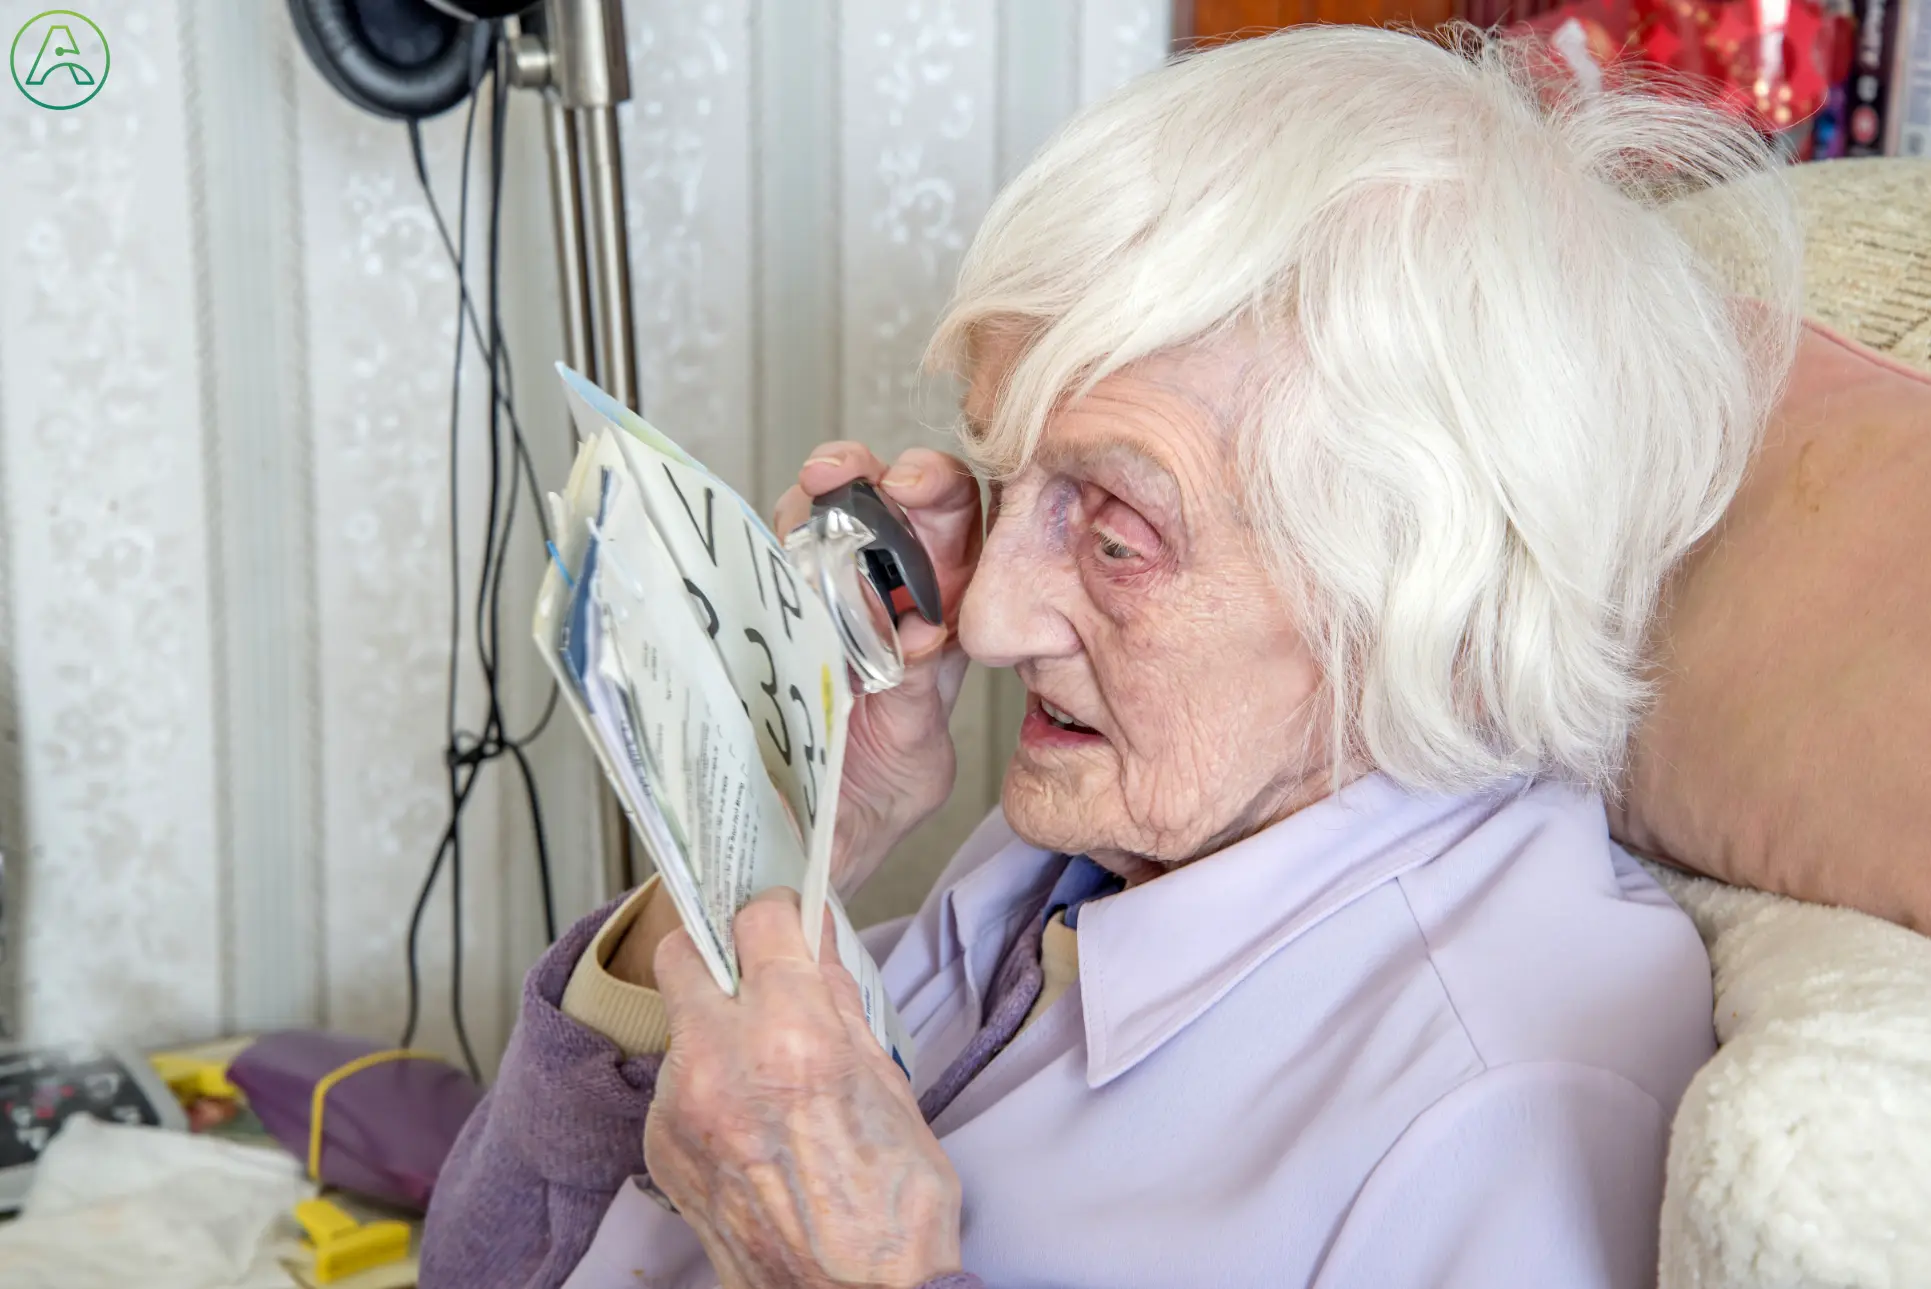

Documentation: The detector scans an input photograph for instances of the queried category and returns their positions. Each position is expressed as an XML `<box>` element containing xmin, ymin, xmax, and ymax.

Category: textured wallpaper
<box><xmin>0</xmin><ymin>0</ymin><xmax>223</xmax><ymax>1047</ymax></box>
<box><xmin>0</xmin><ymin>0</ymin><xmax>1168</xmax><ymax>1063</ymax></box>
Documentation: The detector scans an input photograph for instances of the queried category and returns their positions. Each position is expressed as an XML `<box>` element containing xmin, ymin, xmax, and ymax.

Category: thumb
<box><xmin>867</xmin><ymin>617</ymin><xmax>958</xmax><ymax>725</ymax></box>
<box><xmin>897</xmin><ymin>615</ymin><xmax>949</xmax><ymax>672</ymax></box>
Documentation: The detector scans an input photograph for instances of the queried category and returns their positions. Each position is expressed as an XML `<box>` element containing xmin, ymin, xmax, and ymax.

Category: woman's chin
<box><xmin>1000</xmin><ymin>762</ymin><xmax>1110</xmax><ymax>857</ymax></box>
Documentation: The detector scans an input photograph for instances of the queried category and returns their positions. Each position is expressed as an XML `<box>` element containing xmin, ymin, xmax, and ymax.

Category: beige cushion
<box><xmin>1675</xmin><ymin>159</ymin><xmax>1931</xmax><ymax>373</ymax></box>
<box><xmin>1611</xmin><ymin>320</ymin><xmax>1931</xmax><ymax>930</ymax></box>
<box><xmin>1648</xmin><ymin>862</ymin><xmax>1931</xmax><ymax>1288</ymax></box>
<box><xmin>1621</xmin><ymin>157</ymin><xmax>1931</xmax><ymax>1289</ymax></box>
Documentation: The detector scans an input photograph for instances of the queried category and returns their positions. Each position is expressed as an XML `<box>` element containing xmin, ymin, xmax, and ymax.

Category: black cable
<box><xmin>479</xmin><ymin>61</ymin><xmax>559</xmax><ymax>942</ymax></box>
<box><xmin>396</xmin><ymin>22</ymin><xmax>570</xmax><ymax>1081</ymax></box>
<box><xmin>466</xmin><ymin>52</ymin><xmax>558</xmax><ymax>943</ymax></box>
<box><xmin>449</xmin><ymin>73</ymin><xmax>511</xmax><ymax>1084</ymax></box>
<box><xmin>406</xmin><ymin>95</ymin><xmax>562</xmax><ymax>754</ymax></box>
<box><xmin>405</xmin><ymin>111</ymin><xmax>554</xmax><ymax>554</ymax></box>
<box><xmin>400</xmin><ymin>72</ymin><xmax>485</xmax><ymax>1077</ymax></box>
<box><xmin>442</xmin><ymin>66</ymin><xmax>483</xmax><ymax>1082</ymax></box>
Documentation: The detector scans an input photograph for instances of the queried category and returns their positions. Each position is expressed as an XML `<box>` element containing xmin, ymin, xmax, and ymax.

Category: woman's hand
<box><xmin>646</xmin><ymin>889</ymin><xmax>964</xmax><ymax>1289</ymax></box>
<box><xmin>774</xmin><ymin>443</ymin><xmax>983</xmax><ymax>896</ymax></box>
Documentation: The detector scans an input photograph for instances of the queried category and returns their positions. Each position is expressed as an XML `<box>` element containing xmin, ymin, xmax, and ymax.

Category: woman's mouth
<box><xmin>1021</xmin><ymin>694</ymin><xmax>1104</xmax><ymax>749</ymax></box>
<box><xmin>1040</xmin><ymin>699</ymin><xmax>1092</xmax><ymax>731</ymax></box>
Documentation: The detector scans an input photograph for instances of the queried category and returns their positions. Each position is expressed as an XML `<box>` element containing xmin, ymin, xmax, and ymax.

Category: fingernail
<box><xmin>882</xmin><ymin>465</ymin><xmax>922</xmax><ymax>490</ymax></box>
<box><xmin>804</xmin><ymin>454</ymin><xmax>843</xmax><ymax>469</ymax></box>
<box><xmin>899</xmin><ymin>616</ymin><xmax>948</xmax><ymax>660</ymax></box>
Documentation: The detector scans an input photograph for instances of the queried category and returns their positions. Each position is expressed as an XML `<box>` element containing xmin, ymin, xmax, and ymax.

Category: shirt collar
<box><xmin>1046</xmin><ymin>857</ymin><xmax>1123</xmax><ymax>929</ymax></box>
<box><xmin>1071</xmin><ymin>773</ymin><xmax>1520</xmax><ymax>1087</ymax></box>
<box><xmin>939</xmin><ymin>832</ymin><xmax>1059</xmax><ymax>1019</ymax></box>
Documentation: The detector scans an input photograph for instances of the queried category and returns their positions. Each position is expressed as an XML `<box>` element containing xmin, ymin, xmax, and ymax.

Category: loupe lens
<box><xmin>783</xmin><ymin>511</ymin><xmax>906</xmax><ymax>693</ymax></box>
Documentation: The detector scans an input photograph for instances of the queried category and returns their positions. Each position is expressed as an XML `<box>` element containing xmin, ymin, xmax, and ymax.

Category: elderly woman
<box><xmin>422</xmin><ymin>24</ymin><xmax>1798</xmax><ymax>1289</ymax></box>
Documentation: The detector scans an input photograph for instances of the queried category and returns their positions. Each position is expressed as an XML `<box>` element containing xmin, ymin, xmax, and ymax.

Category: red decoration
<box><xmin>1511</xmin><ymin>0</ymin><xmax>1851</xmax><ymax>144</ymax></box>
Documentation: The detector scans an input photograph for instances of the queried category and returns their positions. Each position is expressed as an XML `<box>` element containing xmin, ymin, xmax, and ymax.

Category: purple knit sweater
<box><xmin>419</xmin><ymin>890</ymin><xmax>1054</xmax><ymax>1289</ymax></box>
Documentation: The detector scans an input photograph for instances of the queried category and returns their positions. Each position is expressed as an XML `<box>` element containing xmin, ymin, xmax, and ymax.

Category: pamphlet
<box><xmin>534</xmin><ymin>367</ymin><xmax>912</xmax><ymax>1077</ymax></box>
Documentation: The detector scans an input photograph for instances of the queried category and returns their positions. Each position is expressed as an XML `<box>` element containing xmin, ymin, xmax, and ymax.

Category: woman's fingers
<box><xmin>883</xmin><ymin>450</ymin><xmax>983</xmax><ymax>615</ymax></box>
<box><xmin>659</xmin><ymin>891</ymin><xmax>875</xmax><ymax>1064</ymax></box>
<box><xmin>772</xmin><ymin>482</ymin><xmax>812</xmax><ymax>538</ymax></box>
<box><xmin>771</xmin><ymin>441</ymin><xmax>893</xmax><ymax>536</ymax></box>
<box><xmin>896</xmin><ymin>614</ymin><xmax>950</xmax><ymax>664</ymax></box>
<box><xmin>798</xmin><ymin>441</ymin><xmax>891</xmax><ymax>493</ymax></box>
<box><xmin>655</xmin><ymin>927</ymin><xmax>730</xmax><ymax>1034</ymax></box>
<box><xmin>879</xmin><ymin>447</ymin><xmax>979</xmax><ymax>516</ymax></box>
<box><xmin>774</xmin><ymin>443</ymin><xmax>979</xmax><ymax>555</ymax></box>
<box><xmin>659</xmin><ymin>889</ymin><xmax>833</xmax><ymax>987</ymax></box>
<box><xmin>731</xmin><ymin>888</ymin><xmax>813</xmax><ymax>965</ymax></box>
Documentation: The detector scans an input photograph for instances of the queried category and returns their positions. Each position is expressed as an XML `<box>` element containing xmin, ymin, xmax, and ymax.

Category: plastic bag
<box><xmin>0</xmin><ymin>1115</ymin><xmax>312</xmax><ymax>1289</ymax></box>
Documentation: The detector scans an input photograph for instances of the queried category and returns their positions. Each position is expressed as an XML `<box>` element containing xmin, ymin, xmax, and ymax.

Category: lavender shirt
<box><xmin>423</xmin><ymin>774</ymin><xmax>1713</xmax><ymax>1288</ymax></box>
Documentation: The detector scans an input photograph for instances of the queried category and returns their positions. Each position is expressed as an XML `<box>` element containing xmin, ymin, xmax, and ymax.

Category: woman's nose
<box><xmin>958</xmin><ymin>513</ymin><xmax>1082</xmax><ymax>669</ymax></box>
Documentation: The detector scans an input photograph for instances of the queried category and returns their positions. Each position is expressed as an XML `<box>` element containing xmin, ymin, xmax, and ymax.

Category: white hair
<box><xmin>929</xmin><ymin>25</ymin><xmax>1801</xmax><ymax>796</ymax></box>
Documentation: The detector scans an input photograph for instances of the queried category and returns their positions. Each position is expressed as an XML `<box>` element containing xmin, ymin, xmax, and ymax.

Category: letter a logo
<box><xmin>11</xmin><ymin>11</ymin><xmax>110</xmax><ymax>110</ymax></box>
<box><xmin>28</xmin><ymin>25</ymin><xmax>95</xmax><ymax>88</ymax></box>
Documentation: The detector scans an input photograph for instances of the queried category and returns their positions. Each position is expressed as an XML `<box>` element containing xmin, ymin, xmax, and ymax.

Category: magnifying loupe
<box><xmin>783</xmin><ymin>480</ymin><xmax>944</xmax><ymax>694</ymax></box>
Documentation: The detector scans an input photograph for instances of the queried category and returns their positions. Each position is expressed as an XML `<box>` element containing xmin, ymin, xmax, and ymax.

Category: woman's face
<box><xmin>959</xmin><ymin>345</ymin><xmax>1332</xmax><ymax>881</ymax></box>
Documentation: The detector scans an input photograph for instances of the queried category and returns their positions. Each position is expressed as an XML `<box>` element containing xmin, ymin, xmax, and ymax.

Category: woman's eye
<box><xmin>1076</xmin><ymin>489</ymin><xmax>1160</xmax><ymax>570</ymax></box>
<box><xmin>1093</xmin><ymin>527</ymin><xmax>1138</xmax><ymax>562</ymax></box>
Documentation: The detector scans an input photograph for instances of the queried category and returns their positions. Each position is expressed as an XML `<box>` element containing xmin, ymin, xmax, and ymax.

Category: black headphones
<box><xmin>288</xmin><ymin>0</ymin><xmax>535</xmax><ymax>121</ymax></box>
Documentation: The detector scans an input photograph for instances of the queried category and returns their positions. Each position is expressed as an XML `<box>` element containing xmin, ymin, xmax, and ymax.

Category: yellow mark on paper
<box><xmin>821</xmin><ymin>664</ymin><xmax>835</xmax><ymax>738</ymax></box>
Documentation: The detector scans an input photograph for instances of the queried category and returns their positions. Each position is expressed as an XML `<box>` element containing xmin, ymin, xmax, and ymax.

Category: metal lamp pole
<box><xmin>506</xmin><ymin>0</ymin><xmax>638</xmax><ymax>899</ymax></box>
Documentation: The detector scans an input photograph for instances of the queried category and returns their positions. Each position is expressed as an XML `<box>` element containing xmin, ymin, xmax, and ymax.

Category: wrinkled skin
<box><xmin>959</xmin><ymin>342</ymin><xmax>1331</xmax><ymax>881</ymax></box>
<box><xmin>633</xmin><ymin>340</ymin><xmax>1333</xmax><ymax>1286</ymax></box>
<box><xmin>773</xmin><ymin>444</ymin><xmax>984</xmax><ymax>898</ymax></box>
<box><xmin>648</xmin><ymin>891</ymin><xmax>963</xmax><ymax>1289</ymax></box>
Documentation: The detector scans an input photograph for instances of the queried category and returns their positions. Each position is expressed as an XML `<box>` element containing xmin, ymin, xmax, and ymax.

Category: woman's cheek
<box><xmin>1081</xmin><ymin>553</ymin><xmax>1183</xmax><ymax>636</ymax></box>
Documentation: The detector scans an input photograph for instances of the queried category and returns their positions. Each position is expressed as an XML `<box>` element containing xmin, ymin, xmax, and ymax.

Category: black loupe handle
<box><xmin>810</xmin><ymin>480</ymin><xmax>944</xmax><ymax>625</ymax></box>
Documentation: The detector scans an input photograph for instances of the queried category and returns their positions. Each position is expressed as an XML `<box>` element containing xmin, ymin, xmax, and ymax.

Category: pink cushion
<box><xmin>1610</xmin><ymin>321</ymin><xmax>1931</xmax><ymax>931</ymax></box>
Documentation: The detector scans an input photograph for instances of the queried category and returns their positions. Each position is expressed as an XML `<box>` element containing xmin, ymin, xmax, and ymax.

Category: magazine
<box><xmin>533</xmin><ymin>366</ymin><xmax>913</xmax><ymax>1077</ymax></box>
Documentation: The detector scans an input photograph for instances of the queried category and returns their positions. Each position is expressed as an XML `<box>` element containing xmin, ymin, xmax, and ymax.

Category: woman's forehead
<box><xmin>966</xmin><ymin>327</ymin><xmax>1251</xmax><ymax>426</ymax></box>
<box><xmin>964</xmin><ymin>338</ymin><xmax>1250</xmax><ymax>493</ymax></box>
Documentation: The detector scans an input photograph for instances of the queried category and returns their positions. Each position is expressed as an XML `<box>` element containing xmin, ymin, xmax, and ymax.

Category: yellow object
<box><xmin>148</xmin><ymin>1051</ymin><xmax>242</xmax><ymax>1103</ymax></box>
<box><xmin>294</xmin><ymin>1198</ymin><xmax>412</xmax><ymax>1285</ymax></box>
<box><xmin>306</xmin><ymin>1048</ymin><xmax>437</xmax><ymax>1180</ymax></box>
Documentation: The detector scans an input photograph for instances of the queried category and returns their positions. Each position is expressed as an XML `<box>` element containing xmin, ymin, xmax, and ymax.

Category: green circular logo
<box><xmin>11</xmin><ymin>10</ymin><xmax>109</xmax><ymax>110</ymax></box>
